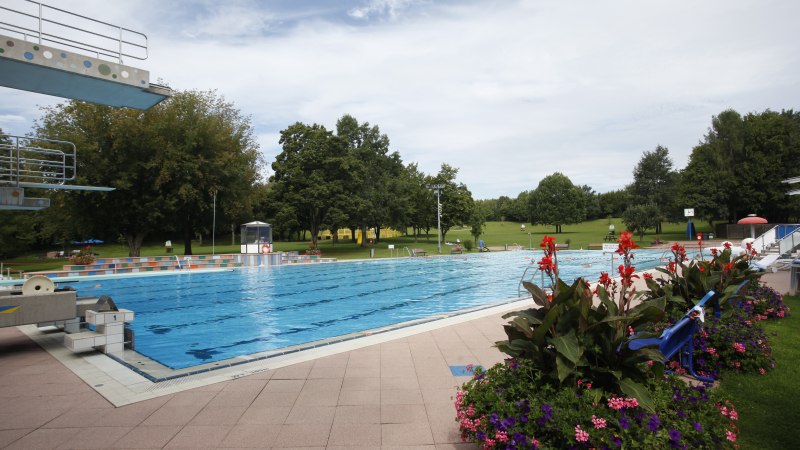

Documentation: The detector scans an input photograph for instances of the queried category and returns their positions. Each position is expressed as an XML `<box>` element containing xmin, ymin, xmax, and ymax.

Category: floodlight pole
<box><xmin>427</xmin><ymin>184</ymin><xmax>444</xmax><ymax>254</ymax></box>
<box><xmin>212</xmin><ymin>189</ymin><xmax>217</xmax><ymax>255</ymax></box>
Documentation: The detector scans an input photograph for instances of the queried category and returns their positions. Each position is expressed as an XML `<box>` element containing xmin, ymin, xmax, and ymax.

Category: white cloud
<box><xmin>348</xmin><ymin>0</ymin><xmax>420</xmax><ymax>20</ymax></box>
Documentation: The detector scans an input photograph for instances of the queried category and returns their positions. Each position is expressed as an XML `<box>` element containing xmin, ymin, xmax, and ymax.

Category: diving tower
<box><xmin>0</xmin><ymin>0</ymin><xmax>172</xmax><ymax>109</ymax></box>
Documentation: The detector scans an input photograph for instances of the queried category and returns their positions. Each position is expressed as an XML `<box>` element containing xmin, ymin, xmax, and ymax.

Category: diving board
<box><xmin>0</xmin><ymin>1</ymin><xmax>171</xmax><ymax>109</ymax></box>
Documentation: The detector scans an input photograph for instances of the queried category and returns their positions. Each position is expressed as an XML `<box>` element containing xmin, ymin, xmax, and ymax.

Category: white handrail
<box><xmin>751</xmin><ymin>226</ymin><xmax>778</xmax><ymax>254</ymax></box>
<box><xmin>778</xmin><ymin>226</ymin><xmax>800</xmax><ymax>256</ymax></box>
<box><xmin>0</xmin><ymin>0</ymin><xmax>148</xmax><ymax>62</ymax></box>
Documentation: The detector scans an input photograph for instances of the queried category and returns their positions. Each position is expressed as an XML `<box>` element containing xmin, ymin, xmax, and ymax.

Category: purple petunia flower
<box><xmin>519</xmin><ymin>414</ymin><xmax>528</xmax><ymax>423</ymax></box>
<box><xmin>489</xmin><ymin>413</ymin><xmax>499</xmax><ymax>425</ymax></box>
<box><xmin>647</xmin><ymin>414</ymin><xmax>660</xmax><ymax>432</ymax></box>
<box><xmin>669</xmin><ymin>429</ymin><xmax>681</xmax><ymax>442</ymax></box>
<box><xmin>619</xmin><ymin>416</ymin><xmax>630</xmax><ymax>430</ymax></box>
<box><xmin>611</xmin><ymin>436</ymin><xmax>622</xmax><ymax>446</ymax></box>
<box><xmin>513</xmin><ymin>432</ymin><xmax>525</xmax><ymax>443</ymax></box>
<box><xmin>693</xmin><ymin>421</ymin><xmax>703</xmax><ymax>432</ymax></box>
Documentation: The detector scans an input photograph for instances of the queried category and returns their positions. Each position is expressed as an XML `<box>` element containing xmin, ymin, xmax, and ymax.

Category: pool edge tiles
<box><xmin>18</xmin><ymin>296</ymin><xmax>533</xmax><ymax>406</ymax></box>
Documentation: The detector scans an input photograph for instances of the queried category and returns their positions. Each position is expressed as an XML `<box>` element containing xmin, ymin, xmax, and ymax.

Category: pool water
<box><xmin>69</xmin><ymin>250</ymin><xmax>668</xmax><ymax>369</ymax></box>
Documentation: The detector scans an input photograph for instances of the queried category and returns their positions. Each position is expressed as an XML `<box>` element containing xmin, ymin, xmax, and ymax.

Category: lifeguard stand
<box><xmin>240</xmin><ymin>221</ymin><xmax>272</xmax><ymax>254</ymax></box>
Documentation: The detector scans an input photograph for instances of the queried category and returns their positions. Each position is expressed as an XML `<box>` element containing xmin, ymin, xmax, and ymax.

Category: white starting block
<box><xmin>64</xmin><ymin>309</ymin><xmax>134</xmax><ymax>355</ymax></box>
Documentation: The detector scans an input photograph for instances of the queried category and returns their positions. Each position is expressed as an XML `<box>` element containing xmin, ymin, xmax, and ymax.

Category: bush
<box><xmin>737</xmin><ymin>282</ymin><xmax>790</xmax><ymax>321</ymax></box>
<box><xmin>456</xmin><ymin>358</ymin><xmax>739</xmax><ymax>449</ymax></box>
<box><xmin>692</xmin><ymin>311</ymin><xmax>776</xmax><ymax>378</ymax></box>
<box><xmin>464</xmin><ymin>240</ymin><xmax>474</xmax><ymax>251</ymax></box>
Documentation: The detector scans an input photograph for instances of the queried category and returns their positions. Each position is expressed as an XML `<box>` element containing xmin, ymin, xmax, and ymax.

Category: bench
<box><xmin>587</xmin><ymin>243</ymin><xmax>603</xmax><ymax>250</ymax></box>
<box><xmin>627</xmin><ymin>290</ymin><xmax>719</xmax><ymax>382</ymax></box>
<box><xmin>603</xmin><ymin>232</ymin><xmax>616</xmax><ymax>242</ymax></box>
<box><xmin>450</xmin><ymin>249</ymin><xmax>462</xmax><ymax>254</ymax></box>
<box><xmin>411</xmin><ymin>248</ymin><xmax>427</xmax><ymax>257</ymax></box>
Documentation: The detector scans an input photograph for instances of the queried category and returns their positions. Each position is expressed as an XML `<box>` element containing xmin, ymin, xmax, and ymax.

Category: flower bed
<box><xmin>456</xmin><ymin>234</ymin><xmax>780</xmax><ymax>449</ymax></box>
<box><xmin>457</xmin><ymin>359</ymin><xmax>738</xmax><ymax>448</ymax></box>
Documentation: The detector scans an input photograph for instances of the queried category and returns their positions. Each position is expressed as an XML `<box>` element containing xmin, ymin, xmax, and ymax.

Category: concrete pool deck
<box><xmin>0</xmin><ymin>270</ymin><xmax>790</xmax><ymax>449</ymax></box>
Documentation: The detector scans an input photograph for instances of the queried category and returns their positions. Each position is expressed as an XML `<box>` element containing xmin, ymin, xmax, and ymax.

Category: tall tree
<box><xmin>528</xmin><ymin>173</ymin><xmax>585</xmax><ymax>233</ymax></box>
<box><xmin>151</xmin><ymin>90</ymin><xmax>261</xmax><ymax>254</ymax></box>
<box><xmin>269</xmin><ymin>122</ymin><xmax>347</xmax><ymax>248</ymax></box>
<box><xmin>628</xmin><ymin>145</ymin><xmax>678</xmax><ymax>232</ymax></box>
<box><xmin>34</xmin><ymin>91</ymin><xmax>261</xmax><ymax>256</ymax></box>
<box><xmin>681</xmin><ymin>109</ymin><xmax>800</xmax><ymax>223</ymax></box>
<box><xmin>431</xmin><ymin>164</ymin><xmax>474</xmax><ymax>244</ymax></box>
<box><xmin>336</xmin><ymin>114</ymin><xmax>403</xmax><ymax>245</ymax></box>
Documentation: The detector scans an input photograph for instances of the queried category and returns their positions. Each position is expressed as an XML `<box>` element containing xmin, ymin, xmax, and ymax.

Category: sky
<box><xmin>1</xmin><ymin>0</ymin><xmax>799</xmax><ymax>199</ymax></box>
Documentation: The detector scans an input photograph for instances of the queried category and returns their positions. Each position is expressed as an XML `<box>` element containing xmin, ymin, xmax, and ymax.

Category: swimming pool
<box><xmin>69</xmin><ymin>250</ymin><xmax>669</xmax><ymax>370</ymax></box>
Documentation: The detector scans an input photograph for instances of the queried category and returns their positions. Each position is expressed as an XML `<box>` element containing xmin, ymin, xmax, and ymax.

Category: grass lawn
<box><xmin>1</xmin><ymin>218</ymin><xmax>714</xmax><ymax>275</ymax></box>
<box><xmin>716</xmin><ymin>294</ymin><xmax>800</xmax><ymax>450</ymax></box>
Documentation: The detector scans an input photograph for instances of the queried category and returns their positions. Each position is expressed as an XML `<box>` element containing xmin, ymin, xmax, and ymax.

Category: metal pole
<box><xmin>436</xmin><ymin>189</ymin><xmax>442</xmax><ymax>254</ymax></box>
<box><xmin>212</xmin><ymin>190</ymin><xmax>217</xmax><ymax>255</ymax></box>
<box><xmin>38</xmin><ymin>2</ymin><xmax>42</xmax><ymax>45</ymax></box>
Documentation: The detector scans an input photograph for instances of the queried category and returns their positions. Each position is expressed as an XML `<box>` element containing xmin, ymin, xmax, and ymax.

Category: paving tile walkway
<box><xmin>0</xmin><ymin>308</ymin><xmax>513</xmax><ymax>449</ymax></box>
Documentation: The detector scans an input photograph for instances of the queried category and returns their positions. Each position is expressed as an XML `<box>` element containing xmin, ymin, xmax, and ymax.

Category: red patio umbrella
<box><xmin>737</xmin><ymin>214</ymin><xmax>768</xmax><ymax>238</ymax></box>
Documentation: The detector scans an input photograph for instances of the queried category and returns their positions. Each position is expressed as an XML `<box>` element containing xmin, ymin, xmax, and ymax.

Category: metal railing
<box><xmin>1</xmin><ymin>134</ymin><xmax>76</xmax><ymax>186</ymax></box>
<box><xmin>750</xmin><ymin>225</ymin><xmax>778</xmax><ymax>254</ymax></box>
<box><xmin>0</xmin><ymin>0</ymin><xmax>148</xmax><ymax>62</ymax></box>
<box><xmin>778</xmin><ymin>227</ymin><xmax>800</xmax><ymax>257</ymax></box>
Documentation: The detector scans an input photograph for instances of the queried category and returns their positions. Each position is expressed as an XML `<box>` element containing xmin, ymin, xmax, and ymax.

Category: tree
<box><xmin>150</xmin><ymin>90</ymin><xmax>261</xmax><ymax>254</ymax></box>
<box><xmin>628</xmin><ymin>145</ymin><xmax>678</xmax><ymax>232</ymax></box>
<box><xmin>34</xmin><ymin>91</ymin><xmax>261</xmax><ymax>256</ymax></box>
<box><xmin>681</xmin><ymin>109</ymin><xmax>800</xmax><ymax>223</ymax></box>
<box><xmin>335</xmin><ymin>115</ymin><xmax>405</xmax><ymax>245</ymax></box>
<box><xmin>580</xmin><ymin>185</ymin><xmax>601</xmax><ymax>220</ymax></box>
<box><xmin>528</xmin><ymin>173</ymin><xmax>586</xmax><ymax>233</ymax></box>
<box><xmin>468</xmin><ymin>202</ymin><xmax>487</xmax><ymax>244</ymax></box>
<box><xmin>269</xmin><ymin>122</ymin><xmax>347</xmax><ymax>248</ymax></box>
<box><xmin>622</xmin><ymin>203</ymin><xmax>661</xmax><ymax>240</ymax></box>
<box><xmin>404</xmin><ymin>163</ymin><xmax>435</xmax><ymax>241</ymax></box>
<box><xmin>431</xmin><ymin>164</ymin><xmax>474</xmax><ymax>244</ymax></box>
<box><xmin>598</xmin><ymin>189</ymin><xmax>630</xmax><ymax>218</ymax></box>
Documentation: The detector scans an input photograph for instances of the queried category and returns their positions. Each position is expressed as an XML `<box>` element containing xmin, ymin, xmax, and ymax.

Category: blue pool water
<box><xmin>69</xmin><ymin>250</ymin><xmax>669</xmax><ymax>369</ymax></box>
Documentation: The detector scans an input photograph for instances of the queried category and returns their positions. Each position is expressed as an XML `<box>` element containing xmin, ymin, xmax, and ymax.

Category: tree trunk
<box><xmin>375</xmin><ymin>226</ymin><xmax>381</xmax><ymax>243</ymax></box>
<box><xmin>310</xmin><ymin>224</ymin><xmax>319</xmax><ymax>248</ymax></box>
<box><xmin>360</xmin><ymin>225</ymin><xmax>368</xmax><ymax>247</ymax></box>
<box><xmin>183</xmin><ymin>222</ymin><xmax>194</xmax><ymax>255</ymax></box>
<box><xmin>350</xmin><ymin>227</ymin><xmax>357</xmax><ymax>243</ymax></box>
<box><xmin>125</xmin><ymin>232</ymin><xmax>146</xmax><ymax>257</ymax></box>
<box><xmin>231</xmin><ymin>223</ymin><xmax>236</xmax><ymax>245</ymax></box>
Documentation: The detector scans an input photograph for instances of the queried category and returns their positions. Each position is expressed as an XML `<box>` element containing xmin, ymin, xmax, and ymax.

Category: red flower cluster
<box><xmin>670</xmin><ymin>242</ymin><xmax>687</xmax><ymax>264</ymax></box>
<box><xmin>598</xmin><ymin>272</ymin><xmax>612</xmax><ymax>289</ymax></box>
<box><xmin>540</xmin><ymin>235</ymin><xmax>557</xmax><ymax>253</ymax></box>
<box><xmin>618</xmin><ymin>264</ymin><xmax>639</xmax><ymax>287</ymax></box>
<box><xmin>615</xmin><ymin>231</ymin><xmax>639</xmax><ymax>256</ymax></box>
<box><xmin>537</xmin><ymin>255</ymin><xmax>555</xmax><ymax>273</ymax></box>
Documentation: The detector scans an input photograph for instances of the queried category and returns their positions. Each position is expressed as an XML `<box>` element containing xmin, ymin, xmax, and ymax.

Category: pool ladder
<box><xmin>517</xmin><ymin>265</ymin><xmax>553</xmax><ymax>298</ymax></box>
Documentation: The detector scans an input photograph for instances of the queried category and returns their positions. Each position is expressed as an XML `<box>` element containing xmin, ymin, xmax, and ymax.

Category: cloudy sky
<box><xmin>1</xmin><ymin>0</ymin><xmax>798</xmax><ymax>199</ymax></box>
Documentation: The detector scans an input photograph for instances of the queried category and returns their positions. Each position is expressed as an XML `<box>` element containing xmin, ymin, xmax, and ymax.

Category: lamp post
<box><xmin>426</xmin><ymin>184</ymin><xmax>444</xmax><ymax>254</ymax></box>
<box><xmin>212</xmin><ymin>189</ymin><xmax>217</xmax><ymax>255</ymax></box>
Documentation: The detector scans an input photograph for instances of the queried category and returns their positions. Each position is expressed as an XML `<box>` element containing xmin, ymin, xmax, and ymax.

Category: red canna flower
<box><xmin>598</xmin><ymin>272</ymin><xmax>612</xmax><ymax>288</ymax></box>
<box><xmin>616</xmin><ymin>231</ymin><xmax>639</xmax><ymax>256</ymax></box>
<box><xmin>618</xmin><ymin>264</ymin><xmax>639</xmax><ymax>287</ymax></box>
<box><xmin>540</xmin><ymin>235</ymin><xmax>557</xmax><ymax>253</ymax></box>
